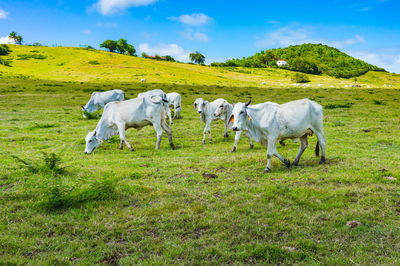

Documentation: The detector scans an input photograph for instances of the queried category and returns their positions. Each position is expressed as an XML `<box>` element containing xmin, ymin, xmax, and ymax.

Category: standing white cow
<box><xmin>84</xmin><ymin>95</ymin><xmax>175</xmax><ymax>154</ymax></box>
<box><xmin>82</xmin><ymin>89</ymin><xmax>125</xmax><ymax>118</ymax></box>
<box><xmin>194</xmin><ymin>98</ymin><xmax>234</xmax><ymax>144</ymax></box>
<box><xmin>166</xmin><ymin>92</ymin><xmax>182</xmax><ymax>119</ymax></box>
<box><xmin>138</xmin><ymin>89</ymin><xmax>173</xmax><ymax>125</ymax></box>
<box><xmin>229</xmin><ymin>98</ymin><xmax>326</xmax><ymax>173</ymax></box>
<box><xmin>141</xmin><ymin>78</ymin><xmax>146</xmax><ymax>83</ymax></box>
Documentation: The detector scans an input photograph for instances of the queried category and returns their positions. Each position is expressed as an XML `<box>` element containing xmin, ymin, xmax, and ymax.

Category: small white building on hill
<box><xmin>276</xmin><ymin>60</ymin><xmax>289</xmax><ymax>67</ymax></box>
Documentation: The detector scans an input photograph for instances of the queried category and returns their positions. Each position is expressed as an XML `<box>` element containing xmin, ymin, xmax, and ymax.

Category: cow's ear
<box><xmin>247</xmin><ymin>112</ymin><xmax>252</xmax><ymax>122</ymax></box>
<box><xmin>193</xmin><ymin>102</ymin><xmax>197</xmax><ymax>109</ymax></box>
<box><xmin>81</xmin><ymin>105</ymin><xmax>85</xmax><ymax>110</ymax></box>
<box><xmin>228</xmin><ymin>114</ymin><xmax>234</xmax><ymax>127</ymax></box>
<box><xmin>87</xmin><ymin>128</ymin><xmax>90</xmax><ymax>133</ymax></box>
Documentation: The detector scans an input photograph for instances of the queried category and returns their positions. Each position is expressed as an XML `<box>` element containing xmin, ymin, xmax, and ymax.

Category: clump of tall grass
<box><xmin>11</xmin><ymin>151</ymin><xmax>119</xmax><ymax>210</ymax></box>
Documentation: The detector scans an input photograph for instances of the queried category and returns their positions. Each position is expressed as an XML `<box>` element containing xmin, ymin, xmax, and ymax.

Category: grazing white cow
<box><xmin>194</xmin><ymin>98</ymin><xmax>234</xmax><ymax>144</ymax></box>
<box><xmin>141</xmin><ymin>78</ymin><xmax>146</xmax><ymax>83</ymax></box>
<box><xmin>138</xmin><ymin>89</ymin><xmax>173</xmax><ymax>125</ymax></box>
<box><xmin>229</xmin><ymin>98</ymin><xmax>326</xmax><ymax>173</ymax></box>
<box><xmin>166</xmin><ymin>92</ymin><xmax>182</xmax><ymax>119</ymax></box>
<box><xmin>84</xmin><ymin>95</ymin><xmax>175</xmax><ymax>154</ymax></box>
<box><xmin>82</xmin><ymin>89</ymin><xmax>125</xmax><ymax>118</ymax></box>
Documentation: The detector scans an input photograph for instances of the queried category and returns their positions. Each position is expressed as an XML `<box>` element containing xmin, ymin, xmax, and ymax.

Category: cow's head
<box><xmin>229</xmin><ymin>98</ymin><xmax>251</xmax><ymax>131</ymax></box>
<box><xmin>193</xmin><ymin>98</ymin><xmax>206</xmax><ymax>114</ymax></box>
<box><xmin>214</xmin><ymin>100</ymin><xmax>229</xmax><ymax>117</ymax></box>
<box><xmin>85</xmin><ymin>129</ymin><xmax>102</xmax><ymax>154</ymax></box>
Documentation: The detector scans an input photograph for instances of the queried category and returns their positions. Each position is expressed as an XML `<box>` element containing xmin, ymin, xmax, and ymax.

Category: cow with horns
<box><xmin>229</xmin><ymin>98</ymin><xmax>326</xmax><ymax>173</ymax></box>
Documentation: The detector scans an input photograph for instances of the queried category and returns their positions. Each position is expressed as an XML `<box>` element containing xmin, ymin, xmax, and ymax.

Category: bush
<box><xmin>88</xmin><ymin>60</ymin><xmax>100</xmax><ymax>65</ymax></box>
<box><xmin>291</xmin><ymin>73</ymin><xmax>310</xmax><ymax>83</ymax></box>
<box><xmin>0</xmin><ymin>44</ymin><xmax>11</xmax><ymax>55</ymax></box>
<box><xmin>0</xmin><ymin>57</ymin><xmax>11</xmax><ymax>66</ymax></box>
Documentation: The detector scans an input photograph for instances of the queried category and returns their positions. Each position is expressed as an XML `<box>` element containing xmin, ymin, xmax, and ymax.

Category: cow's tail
<box><xmin>315</xmin><ymin>141</ymin><xmax>320</xmax><ymax>157</ymax></box>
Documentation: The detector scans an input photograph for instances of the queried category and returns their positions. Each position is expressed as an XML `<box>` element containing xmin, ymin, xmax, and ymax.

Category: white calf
<box><xmin>82</xmin><ymin>89</ymin><xmax>125</xmax><ymax>118</ymax></box>
<box><xmin>166</xmin><ymin>92</ymin><xmax>182</xmax><ymax>119</ymax></box>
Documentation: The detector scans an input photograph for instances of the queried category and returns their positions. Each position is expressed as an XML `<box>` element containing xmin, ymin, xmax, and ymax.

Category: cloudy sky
<box><xmin>1</xmin><ymin>0</ymin><xmax>399</xmax><ymax>73</ymax></box>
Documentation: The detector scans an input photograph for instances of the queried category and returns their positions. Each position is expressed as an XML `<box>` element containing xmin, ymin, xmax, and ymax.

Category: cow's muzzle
<box><xmin>198</xmin><ymin>110</ymin><xmax>202</xmax><ymax>114</ymax></box>
<box><xmin>232</xmin><ymin>126</ymin><xmax>239</xmax><ymax>131</ymax></box>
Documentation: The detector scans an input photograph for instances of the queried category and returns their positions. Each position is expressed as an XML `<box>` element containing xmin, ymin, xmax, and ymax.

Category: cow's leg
<box><xmin>202</xmin><ymin>123</ymin><xmax>208</xmax><ymax>144</ymax></box>
<box><xmin>264</xmin><ymin>138</ymin><xmax>290</xmax><ymax>173</ymax></box>
<box><xmin>117</xmin><ymin>123</ymin><xmax>133</xmax><ymax>151</ymax></box>
<box><xmin>161</xmin><ymin>120</ymin><xmax>175</xmax><ymax>150</ymax></box>
<box><xmin>246</xmin><ymin>132</ymin><xmax>254</xmax><ymax>149</ymax></box>
<box><xmin>207</xmin><ymin>120</ymin><xmax>212</xmax><ymax>141</ymax></box>
<box><xmin>314</xmin><ymin>130</ymin><xmax>326</xmax><ymax>164</ymax></box>
<box><xmin>165</xmin><ymin>105</ymin><xmax>173</xmax><ymax>125</ymax></box>
<box><xmin>293</xmin><ymin>135</ymin><xmax>308</xmax><ymax>166</ymax></box>
<box><xmin>231</xmin><ymin>131</ymin><xmax>242</xmax><ymax>152</ymax></box>
<box><xmin>153</xmin><ymin>123</ymin><xmax>163</xmax><ymax>150</ymax></box>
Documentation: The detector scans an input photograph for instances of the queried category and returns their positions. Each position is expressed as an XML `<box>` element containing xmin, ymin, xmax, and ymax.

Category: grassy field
<box><xmin>1</xmin><ymin>46</ymin><xmax>400</xmax><ymax>264</ymax></box>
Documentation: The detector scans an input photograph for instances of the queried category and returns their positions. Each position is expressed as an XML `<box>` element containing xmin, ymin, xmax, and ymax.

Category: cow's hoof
<box><xmin>319</xmin><ymin>157</ymin><xmax>326</xmax><ymax>164</ymax></box>
<box><xmin>263</xmin><ymin>167</ymin><xmax>271</xmax><ymax>173</ymax></box>
<box><xmin>171</xmin><ymin>144</ymin><xmax>175</xmax><ymax>150</ymax></box>
<box><xmin>284</xmin><ymin>159</ymin><xmax>291</xmax><ymax>168</ymax></box>
<box><xmin>129</xmin><ymin>148</ymin><xmax>134</xmax><ymax>152</ymax></box>
<box><xmin>224</xmin><ymin>133</ymin><xmax>229</xmax><ymax>138</ymax></box>
<box><xmin>293</xmin><ymin>161</ymin><xmax>299</xmax><ymax>166</ymax></box>
<box><xmin>231</xmin><ymin>146</ymin><xmax>236</xmax><ymax>152</ymax></box>
<box><xmin>118</xmin><ymin>146</ymin><xmax>123</xmax><ymax>150</ymax></box>
<box><xmin>202</xmin><ymin>140</ymin><xmax>205</xmax><ymax>145</ymax></box>
<box><xmin>249</xmin><ymin>144</ymin><xmax>254</xmax><ymax>149</ymax></box>
<box><xmin>279</xmin><ymin>140</ymin><xmax>286</xmax><ymax>146</ymax></box>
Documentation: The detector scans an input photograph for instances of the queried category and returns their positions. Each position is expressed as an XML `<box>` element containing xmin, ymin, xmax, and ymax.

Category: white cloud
<box><xmin>92</xmin><ymin>0</ymin><xmax>157</xmax><ymax>15</ymax></box>
<box><xmin>138</xmin><ymin>43</ymin><xmax>191</xmax><ymax>62</ymax></box>
<box><xmin>348</xmin><ymin>50</ymin><xmax>400</xmax><ymax>74</ymax></box>
<box><xmin>81</xmin><ymin>29</ymin><xmax>92</xmax><ymax>35</ymax></box>
<box><xmin>96</xmin><ymin>21</ymin><xmax>118</xmax><ymax>28</ymax></box>
<box><xmin>329</xmin><ymin>35</ymin><xmax>365</xmax><ymax>49</ymax></box>
<box><xmin>169</xmin><ymin>13</ymin><xmax>213</xmax><ymax>26</ymax></box>
<box><xmin>0</xmin><ymin>36</ymin><xmax>13</xmax><ymax>44</ymax></box>
<box><xmin>0</xmin><ymin>8</ymin><xmax>8</xmax><ymax>19</ymax></box>
<box><xmin>256</xmin><ymin>25</ymin><xmax>365</xmax><ymax>49</ymax></box>
<box><xmin>182</xmin><ymin>30</ymin><xmax>209</xmax><ymax>42</ymax></box>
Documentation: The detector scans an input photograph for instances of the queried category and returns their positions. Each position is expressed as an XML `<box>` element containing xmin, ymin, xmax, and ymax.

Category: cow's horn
<box><xmin>245</xmin><ymin>98</ymin><xmax>251</xmax><ymax>106</ymax></box>
<box><xmin>87</xmin><ymin>128</ymin><xmax>90</xmax><ymax>133</ymax></box>
<box><xmin>232</xmin><ymin>100</ymin><xmax>235</xmax><ymax>106</ymax></box>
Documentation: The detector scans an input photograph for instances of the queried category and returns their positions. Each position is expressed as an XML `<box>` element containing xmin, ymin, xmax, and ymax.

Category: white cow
<box><xmin>229</xmin><ymin>98</ymin><xmax>326</xmax><ymax>173</ymax></box>
<box><xmin>166</xmin><ymin>92</ymin><xmax>182</xmax><ymax>119</ymax></box>
<box><xmin>213</xmin><ymin>100</ymin><xmax>254</xmax><ymax>151</ymax></box>
<box><xmin>194</xmin><ymin>98</ymin><xmax>233</xmax><ymax>144</ymax></box>
<box><xmin>84</xmin><ymin>95</ymin><xmax>175</xmax><ymax>154</ymax></box>
<box><xmin>138</xmin><ymin>89</ymin><xmax>173</xmax><ymax>125</ymax></box>
<box><xmin>141</xmin><ymin>78</ymin><xmax>146</xmax><ymax>83</ymax></box>
<box><xmin>82</xmin><ymin>89</ymin><xmax>125</xmax><ymax>119</ymax></box>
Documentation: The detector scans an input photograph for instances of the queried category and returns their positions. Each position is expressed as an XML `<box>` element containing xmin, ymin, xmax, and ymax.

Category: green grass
<box><xmin>0</xmin><ymin>46</ymin><xmax>400</xmax><ymax>264</ymax></box>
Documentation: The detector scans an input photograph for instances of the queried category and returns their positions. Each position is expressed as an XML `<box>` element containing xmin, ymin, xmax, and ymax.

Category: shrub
<box><xmin>291</xmin><ymin>73</ymin><xmax>310</xmax><ymax>83</ymax></box>
<box><xmin>0</xmin><ymin>44</ymin><xmax>11</xmax><ymax>55</ymax></box>
<box><xmin>0</xmin><ymin>57</ymin><xmax>11</xmax><ymax>66</ymax></box>
<box><xmin>88</xmin><ymin>60</ymin><xmax>100</xmax><ymax>65</ymax></box>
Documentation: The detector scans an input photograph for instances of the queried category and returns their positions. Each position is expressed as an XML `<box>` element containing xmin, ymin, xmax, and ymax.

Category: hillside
<box><xmin>0</xmin><ymin>45</ymin><xmax>399</xmax><ymax>88</ymax></box>
<box><xmin>212</xmin><ymin>43</ymin><xmax>386</xmax><ymax>79</ymax></box>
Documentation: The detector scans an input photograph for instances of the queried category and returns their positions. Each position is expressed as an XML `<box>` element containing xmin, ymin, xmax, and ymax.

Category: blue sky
<box><xmin>1</xmin><ymin>0</ymin><xmax>399</xmax><ymax>73</ymax></box>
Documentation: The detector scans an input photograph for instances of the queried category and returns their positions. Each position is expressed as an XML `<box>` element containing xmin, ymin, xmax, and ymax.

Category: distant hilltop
<box><xmin>211</xmin><ymin>43</ymin><xmax>386</xmax><ymax>79</ymax></box>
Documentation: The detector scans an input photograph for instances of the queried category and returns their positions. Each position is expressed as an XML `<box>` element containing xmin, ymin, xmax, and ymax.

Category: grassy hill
<box><xmin>212</xmin><ymin>43</ymin><xmax>388</xmax><ymax>79</ymax></box>
<box><xmin>0</xmin><ymin>45</ymin><xmax>400</xmax><ymax>264</ymax></box>
<box><xmin>0</xmin><ymin>45</ymin><xmax>399</xmax><ymax>88</ymax></box>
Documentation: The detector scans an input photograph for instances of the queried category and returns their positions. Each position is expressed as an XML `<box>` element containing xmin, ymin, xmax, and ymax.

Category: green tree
<box><xmin>116</xmin><ymin>38</ymin><xmax>128</xmax><ymax>54</ymax></box>
<box><xmin>164</xmin><ymin>55</ymin><xmax>175</xmax><ymax>62</ymax></box>
<box><xmin>9</xmin><ymin>32</ymin><xmax>16</xmax><ymax>43</ymax></box>
<box><xmin>100</xmin><ymin>40</ymin><xmax>118</xmax><ymax>52</ymax></box>
<box><xmin>141</xmin><ymin>52</ymin><xmax>149</xmax><ymax>58</ymax></box>
<box><xmin>189</xmin><ymin>51</ymin><xmax>205</xmax><ymax>64</ymax></box>
<box><xmin>15</xmin><ymin>35</ymin><xmax>23</xmax><ymax>45</ymax></box>
<box><xmin>258</xmin><ymin>50</ymin><xmax>276</xmax><ymax>66</ymax></box>
<box><xmin>126</xmin><ymin>44</ymin><xmax>136</xmax><ymax>56</ymax></box>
